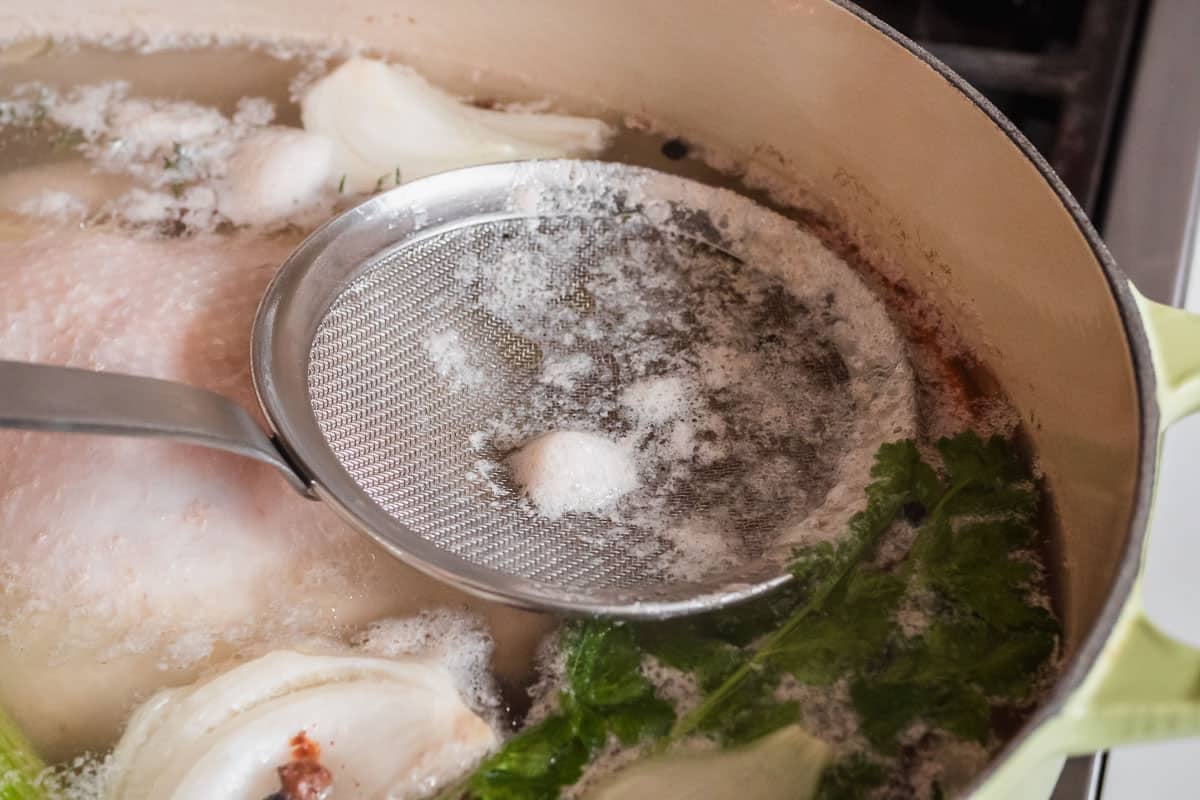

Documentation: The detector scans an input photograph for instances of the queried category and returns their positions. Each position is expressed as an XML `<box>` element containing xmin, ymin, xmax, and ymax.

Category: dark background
<box><xmin>855</xmin><ymin>0</ymin><xmax>1150</xmax><ymax>221</ymax></box>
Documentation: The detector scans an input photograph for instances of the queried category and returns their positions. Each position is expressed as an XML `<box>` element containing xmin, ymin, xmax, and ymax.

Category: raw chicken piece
<box><xmin>0</xmin><ymin>228</ymin><xmax>552</xmax><ymax>760</ymax></box>
<box><xmin>0</xmin><ymin>161</ymin><xmax>133</xmax><ymax>220</ymax></box>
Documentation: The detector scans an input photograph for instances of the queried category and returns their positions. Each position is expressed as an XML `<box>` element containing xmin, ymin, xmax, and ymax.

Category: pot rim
<box><xmin>828</xmin><ymin>0</ymin><xmax>1161</xmax><ymax>790</ymax></box>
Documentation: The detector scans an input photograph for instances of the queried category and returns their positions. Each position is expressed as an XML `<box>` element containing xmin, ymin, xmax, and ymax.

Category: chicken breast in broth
<box><xmin>0</xmin><ymin>226</ymin><xmax>551</xmax><ymax>759</ymax></box>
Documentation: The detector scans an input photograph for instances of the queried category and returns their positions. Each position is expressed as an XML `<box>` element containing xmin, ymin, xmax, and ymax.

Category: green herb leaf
<box><xmin>562</xmin><ymin>693</ymin><xmax>608</xmax><ymax>752</ymax></box>
<box><xmin>845</xmin><ymin>432</ymin><xmax>1059</xmax><ymax>750</ymax></box>
<box><xmin>452</xmin><ymin>620</ymin><xmax>676</xmax><ymax>800</ymax></box>
<box><xmin>606</xmin><ymin>695</ymin><xmax>675</xmax><ymax>746</ymax></box>
<box><xmin>702</xmin><ymin>685</ymin><xmax>800</xmax><ymax>747</ymax></box>
<box><xmin>566</xmin><ymin>622</ymin><xmax>654</xmax><ymax>709</ymax></box>
<box><xmin>851</xmin><ymin>660</ymin><xmax>992</xmax><ymax>748</ymax></box>
<box><xmin>662</xmin><ymin>440</ymin><xmax>924</xmax><ymax>745</ymax></box>
<box><xmin>467</xmin><ymin>713</ymin><xmax>590</xmax><ymax>800</ymax></box>
<box><xmin>766</xmin><ymin>569</ymin><xmax>905</xmax><ymax>685</ymax></box>
<box><xmin>815</xmin><ymin>753</ymin><xmax>887</xmax><ymax>800</ymax></box>
<box><xmin>937</xmin><ymin>431</ymin><xmax>1025</xmax><ymax>486</ymax></box>
<box><xmin>639</xmin><ymin>625</ymin><xmax>743</xmax><ymax>692</ymax></box>
<box><xmin>454</xmin><ymin>435</ymin><xmax>1058</xmax><ymax>799</ymax></box>
<box><xmin>916</xmin><ymin>519</ymin><xmax>1040</xmax><ymax>630</ymax></box>
<box><xmin>791</xmin><ymin>439</ymin><xmax>933</xmax><ymax>597</ymax></box>
<box><xmin>924</xmin><ymin>611</ymin><xmax>1058</xmax><ymax>698</ymax></box>
<box><xmin>935</xmin><ymin>432</ymin><xmax>1036</xmax><ymax>519</ymax></box>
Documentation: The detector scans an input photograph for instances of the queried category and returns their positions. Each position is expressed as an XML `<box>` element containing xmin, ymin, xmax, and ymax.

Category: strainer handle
<box><xmin>0</xmin><ymin>360</ymin><xmax>312</xmax><ymax>496</ymax></box>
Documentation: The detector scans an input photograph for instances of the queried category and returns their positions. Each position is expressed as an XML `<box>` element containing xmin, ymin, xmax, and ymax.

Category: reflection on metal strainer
<box><xmin>259</xmin><ymin>160</ymin><xmax>915</xmax><ymax>616</ymax></box>
<box><xmin>310</xmin><ymin>215</ymin><xmax>855</xmax><ymax>591</ymax></box>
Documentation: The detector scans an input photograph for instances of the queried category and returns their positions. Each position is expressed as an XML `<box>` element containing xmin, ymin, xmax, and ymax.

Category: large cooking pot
<box><xmin>3</xmin><ymin>1</ymin><xmax>1199</xmax><ymax>797</ymax></box>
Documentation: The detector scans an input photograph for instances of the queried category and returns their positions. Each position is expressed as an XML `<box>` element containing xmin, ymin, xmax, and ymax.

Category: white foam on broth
<box><xmin>0</xmin><ymin>38</ymin><xmax>1047</xmax><ymax>800</ymax></box>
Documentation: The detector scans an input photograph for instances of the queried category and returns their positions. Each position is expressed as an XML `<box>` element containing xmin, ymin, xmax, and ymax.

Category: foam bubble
<box><xmin>437</xmin><ymin>166</ymin><xmax>918</xmax><ymax>586</ymax></box>
<box><xmin>356</xmin><ymin>609</ymin><xmax>501</xmax><ymax>722</ymax></box>
<box><xmin>424</xmin><ymin>329</ymin><xmax>488</xmax><ymax>391</ymax></box>
<box><xmin>507</xmin><ymin>431</ymin><xmax>639</xmax><ymax>519</ymax></box>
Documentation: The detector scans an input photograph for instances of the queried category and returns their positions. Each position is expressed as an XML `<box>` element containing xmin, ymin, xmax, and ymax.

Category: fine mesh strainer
<box><xmin>0</xmin><ymin>160</ymin><xmax>914</xmax><ymax>617</ymax></box>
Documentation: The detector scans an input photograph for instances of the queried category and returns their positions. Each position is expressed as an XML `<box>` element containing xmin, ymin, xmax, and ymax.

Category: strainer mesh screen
<box><xmin>308</xmin><ymin>216</ymin><xmax>856</xmax><ymax>594</ymax></box>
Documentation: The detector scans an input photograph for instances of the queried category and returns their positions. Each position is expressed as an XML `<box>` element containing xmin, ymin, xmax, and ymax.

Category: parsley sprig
<box><xmin>656</xmin><ymin>439</ymin><xmax>934</xmax><ymax>747</ymax></box>
<box><xmin>445</xmin><ymin>433</ymin><xmax>1058</xmax><ymax>799</ymax></box>
<box><xmin>437</xmin><ymin>623</ymin><xmax>673</xmax><ymax>800</ymax></box>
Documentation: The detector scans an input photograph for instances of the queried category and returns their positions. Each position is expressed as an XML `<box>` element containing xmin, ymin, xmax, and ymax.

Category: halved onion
<box><xmin>586</xmin><ymin>726</ymin><xmax>831</xmax><ymax>800</ymax></box>
<box><xmin>106</xmin><ymin>650</ymin><xmax>496</xmax><ymax>800</ymax></box>
<box><xmin>300</xmin><ymin>58</ymin><xmax>613</xmax><ymax>193</ymax></box>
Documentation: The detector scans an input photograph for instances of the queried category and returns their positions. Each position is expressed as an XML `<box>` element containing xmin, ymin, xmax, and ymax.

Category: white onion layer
<box><xmin>301</xmin><ymin>58</ymin><xmax>612</xmax><ymax>193</ymax></box>
<box><xmin>106</xmin><ymin>650</ymin><xmax>497</xmax><ymax>800</ymax></box>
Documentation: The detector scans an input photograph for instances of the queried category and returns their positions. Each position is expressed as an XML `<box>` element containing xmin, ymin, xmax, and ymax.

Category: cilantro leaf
<box><xmin>606</xmin><ymin>696</ymin><xmax>675</xmax><ymax>745</ymax></box>
<box><xmin>766</xmin><ymin>569</ymin><xmax>905</xmax><ymax>685</ymax></box>
<box><xmin>638</xmin><ymin>625</ymin><xmax>744</xmax><ymax>691</ymax></box>
<box><xmin>937</xmin><ymin>431</ymin><xmax>1025</xmax><ymax>486</ymax></box>
<box><xmin>915</xmin><ymin>519</ymin><xmax>1041</xmax><ymax>630</ymax></box>
<box><xmin>664</xmin><ymin>440</ymin><xmax>924</xmax><ymax>744</ymax></box>
<box><xmin>454</xmin><ymin>434</ymin><xmax>1059</xmax><ymax>799</ymax></box>
<box><xmin>452</xmin><ymin>620</ymin><xmax>676</xmax><ymax>800</ymax></box>
<box><xmin>844</xmin><ymin>433</ymin><xmax>1059</xmax><ymax>750</ymax></box>
<box><xmin>467</xmin><ymin>714</ymin><xmax>590</xmax><ymax>800</ymax></box>
<box><xmin>697</xmin><ymin>666</ymin><xmax>800</xmax><ymax>746</ymax></box>
<box><xmin>935</xmin><ymin>432</ymin><xmax>1036</xmax><ymax>519</ymax></box>
<box><xmin>566</xmin><ymin>622</ymin><xmax>653</xmax><ymax>708</ymax></box>
<box><xmin>791</xmin><ymin>439</ymin><xmax>923</xmax><ymax>598</ymax></box>
<box><xmin>922</xmin><ymin>612</ymin><xmax>1058</xmax><ymax>698</ymax></box>
<box><xmin>715</xmin><ymin>699</ymin><xmax>803</xmax><ymax>748</ymax></box>
<box><xmin>563</xmin><ymin>693</ymin><xmax>608</xmax><ymax>752</ymax></box>
<box><xmin>851</xmin><ymin>653</ymin><xmax>992</xmax><ymax>748</ymax></box>
<box><xmin>815</xmin><ymin>753</ymin><xmax>888</xmax><ymax>800</ymax></box>
<box><xmin>875</xmin><ymin>438</ymin><xmax>944</xmax><ymax>507</ymax></box>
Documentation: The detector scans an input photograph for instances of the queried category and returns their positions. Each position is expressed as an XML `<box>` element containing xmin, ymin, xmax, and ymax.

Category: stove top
<box><xmin>856</xmin><ymin>0</ymin><xmax>1146</xmax><ymax>215</ymax></box>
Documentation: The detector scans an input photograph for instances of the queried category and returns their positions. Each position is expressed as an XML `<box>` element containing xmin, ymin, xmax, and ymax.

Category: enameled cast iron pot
<box><xmin>4</xmin><ymin>1</ymin><xmax>1200</xmax><ymax>797</ymax></box>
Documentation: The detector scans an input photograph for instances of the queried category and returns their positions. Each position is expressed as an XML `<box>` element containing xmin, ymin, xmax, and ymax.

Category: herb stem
<box><xmin>894</xmin><ymin>479</ymin><xmax>969</xmax><ymax>586</ymax></box>
<box><xmin>663</xmin><ymin>497</ymin><xmax>905</xmax><ymax>747</ymax></box>
<box><xmin>927</xmin><ymin>479</ymin><xmax>967</xmax><ymax>524</ymax></box>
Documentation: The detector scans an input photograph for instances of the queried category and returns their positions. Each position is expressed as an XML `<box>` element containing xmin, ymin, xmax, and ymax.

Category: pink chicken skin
<box><xmin>0</xmin><ymin>226</ymin><xmax>549</xmax><ymax>760</ymax></box>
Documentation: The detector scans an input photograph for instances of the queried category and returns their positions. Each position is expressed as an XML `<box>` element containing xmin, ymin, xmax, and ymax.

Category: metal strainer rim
<box><xmin>250</xmin><ymin>159</ymin><xmax>884</xmax><ymax>619</ymax></box>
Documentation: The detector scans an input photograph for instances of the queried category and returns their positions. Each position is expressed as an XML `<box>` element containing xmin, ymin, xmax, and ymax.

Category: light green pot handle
<box><xmin>1136</xmin><ymin>289</ymin><xmax>1200</xmax><ymax>426</ymax></box>
<box><xmin>1056</xmin><ymin>287</ymin><xmax>1200</xmax><ymax>748</ymax></box>
<box><xmin>975</xmin><ymin>285</ymin><xmax>1200</xmax><ymax>799</ymax></box>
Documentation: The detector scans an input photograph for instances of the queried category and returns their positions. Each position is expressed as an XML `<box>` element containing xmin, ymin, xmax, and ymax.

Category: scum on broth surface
<box><xmin>0</xmin><ymin>40</ymin><xmax>1056</xmax><ymax>800</ymax></box>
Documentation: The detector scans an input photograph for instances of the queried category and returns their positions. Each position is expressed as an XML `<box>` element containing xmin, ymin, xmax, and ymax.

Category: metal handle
<box><xmin>0</xmin><ymin>360</ymin><xmax>312</xmax><ymax>495</ymax></box>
